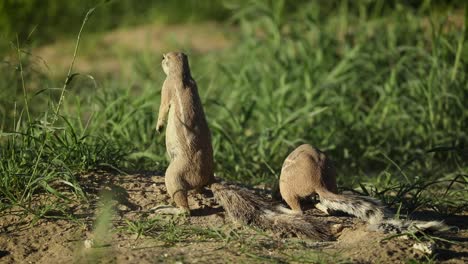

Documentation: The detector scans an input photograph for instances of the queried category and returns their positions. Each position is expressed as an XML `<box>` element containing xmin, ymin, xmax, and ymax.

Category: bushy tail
<box><xmin>211</xmin><ymin>182</ymin><xmax>333</xmax><ymax>241</ymax></box>
<box><xmin>371</xmin><ymin>219</ymin><xmax>451</xmax><ymax>234</ymax></box>
<box><xmin>318</xmin><ymin>191</ymin><xmax>451</xmax><ymax>234</ymax></box>
<box><xmin>318</xmin><ymin>192</ymin><xmax>386</xmax><ymax>225</ymax></box>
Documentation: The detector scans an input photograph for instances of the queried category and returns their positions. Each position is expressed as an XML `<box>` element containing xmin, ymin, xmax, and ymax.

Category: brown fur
<box><xmin>211</xmin><ymin>182</ymin><xmax>332</xmax><ymax>240</ymax></box>
<box><xmin>279</xmin><ymin>144</ymin><xmax>338</xmax><ymax>213</ymax></box>
<box><xmin>157</xmin><ymin>52</ymin><xmax>214</xmax><ymax>213</ymax></box>
<box><xmin>156</xmin><ymin>53</ymin><xmax>333</xmax><ymax>240</ymax></box>
<box><xmin>279</xmin><ymin>144</ymin><xmax>387</xmax><ymax>224</ymax></box>
<box><xmin>279</xmin><ymin>144</ymin><xmax>450</xmax><ymax>233</ymax></box>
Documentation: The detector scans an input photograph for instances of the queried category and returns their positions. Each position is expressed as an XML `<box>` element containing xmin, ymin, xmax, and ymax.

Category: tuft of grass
<box><xmin>0</xmin><ymin>4</ymin><xmax>127</xmax><ymax>214</ymax></box>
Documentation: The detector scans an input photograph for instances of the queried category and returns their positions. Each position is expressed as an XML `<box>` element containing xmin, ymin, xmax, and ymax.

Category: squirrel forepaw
<box><xmin>156</xmin><ymin>122</ymin><xmax>164</xmax><ymax>133</ymax></box>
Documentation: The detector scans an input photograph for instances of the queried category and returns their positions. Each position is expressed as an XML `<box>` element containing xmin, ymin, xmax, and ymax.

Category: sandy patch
<box><xmin>0</xmin><ymin>171</ymin><xmax>466</xmax><ymax>263</ymax></box>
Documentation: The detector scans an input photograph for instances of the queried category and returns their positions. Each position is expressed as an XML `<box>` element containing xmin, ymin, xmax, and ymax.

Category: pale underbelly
<box><xmin>165</xmin><ymin>107</ymin><xmax>210</xmax><ymax>162</ymax></box>
<box><xmin>165</xmin><ymin>107</ymin><xmax>179</xmax><ymax>160</ymax></box>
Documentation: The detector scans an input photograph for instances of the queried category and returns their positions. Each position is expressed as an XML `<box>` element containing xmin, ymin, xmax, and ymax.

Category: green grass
<box><xmin>0</xmin><ymin>0</ymin><xmax>467</xmax><ymax>221</ymax></box>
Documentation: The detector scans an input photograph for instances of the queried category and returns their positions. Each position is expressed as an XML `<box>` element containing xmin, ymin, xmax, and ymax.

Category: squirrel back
<box><xmin>279</xmin><ymin>144</ymin><xmax>451</xmax><ymax>234</ymax></box>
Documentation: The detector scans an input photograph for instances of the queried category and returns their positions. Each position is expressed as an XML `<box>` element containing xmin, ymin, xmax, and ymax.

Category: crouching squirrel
<box><xmin>279</xmin><ymin>144</ymin><xmax>450</xmax><ymax>234</ymax></box>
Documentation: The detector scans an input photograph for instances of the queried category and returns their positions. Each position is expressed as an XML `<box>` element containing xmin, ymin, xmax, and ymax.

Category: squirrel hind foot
<box><xmin>315</xmin><ymin>203</ymin><xmax>331</xmax><ymax>215</ymax></box>
<box><xmin>151</xmin><ymin>204</ymin><xmax>190</xmax><ymax>216</ymax></box>
<box><xmin>274</xmin><ymin>205</ymin><xmax>303</xmax><ymax>215</ymax></box>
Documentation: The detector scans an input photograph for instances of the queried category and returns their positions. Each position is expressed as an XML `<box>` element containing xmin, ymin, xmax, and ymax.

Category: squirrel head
<box><xmin>162</xmin><ymin>52</ymin><xmax>191</xmax><ymax>78</ymax></box>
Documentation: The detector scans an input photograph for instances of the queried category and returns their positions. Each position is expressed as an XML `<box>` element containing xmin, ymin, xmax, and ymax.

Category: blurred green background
<box><xmin>1</xmin><ymin>0</ymin><xmax>229</xmax><ymax>46</ymax></box>
<box><xmin>2</xmin><ymin>0</ymin><xmax>463</xmax><ymax>48</ymax></box>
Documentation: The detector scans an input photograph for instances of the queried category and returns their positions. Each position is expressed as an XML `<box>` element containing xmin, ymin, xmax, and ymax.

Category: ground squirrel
<box><xmin>279</xmin><ymin>144</ymin><xmax>449</xmax><ymax>233</ymax></box>
<box><xmin>156</xmin><ymin>52</ymin><xmax>214</xmax><ymax>215</ymax></box>
<box><xmin>155</xmin><ymin>52</ymin><xmax>331</xmax><ymax>240</ymax></box>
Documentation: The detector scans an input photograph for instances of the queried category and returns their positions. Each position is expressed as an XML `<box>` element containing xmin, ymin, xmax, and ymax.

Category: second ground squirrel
<box><xmin>279</xmin><ymin>144</ymin><xmax>449</xmax><ymax>233</ymax></box>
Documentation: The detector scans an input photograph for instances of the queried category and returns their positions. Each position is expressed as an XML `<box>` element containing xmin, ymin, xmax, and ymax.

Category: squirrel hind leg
<box><xmin>281</xmin><ymin>193</ymin><xmax>303</xmax><ymax>214</ymax></box>
<box><xmin>172</xmin><ymin>190</ymin><xmax>190</xmax><ymax>211</ymax></box>
<box><xmin>165</xmin><ymin>186</ymin><xmax>190</xmax><ymax>214</ymax></box>
<box><xmin>164</xmin><ymin>165</ymin><xmax>191</xmax><ymax>214</ymax></box>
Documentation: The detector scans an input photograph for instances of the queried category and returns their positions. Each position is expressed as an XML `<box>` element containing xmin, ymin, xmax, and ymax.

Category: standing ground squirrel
<box><xmin>156</xmin><ymin>52</ymin><xmax>214</xmax><ymax>214</ymax></box>
<box><xmin>280</xmin><ymin>144</ymin><xmax>450</xmax><ymax>233</ymax></box>
<box><xmin>155</xmin><ymin>52</ymin><xmax>331</xmax><ymax>240</ymax></box>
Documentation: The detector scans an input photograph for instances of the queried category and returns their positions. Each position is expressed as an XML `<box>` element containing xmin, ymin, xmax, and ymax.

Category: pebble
<box><xmin>412</xmin><ymin>241</ymin><xmax>435</xmax><ymax>255</ymax></box>
<box><xmin>84</xmin><ymin>239</ymin><xmax>94</xmax><ymax>249</ymax></box>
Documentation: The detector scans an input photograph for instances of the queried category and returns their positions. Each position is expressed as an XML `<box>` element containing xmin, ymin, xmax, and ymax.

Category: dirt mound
<box><xmin>0</xmin><ymin>172</ymin><xmax>466</xmax><ymax>263</ymax></box>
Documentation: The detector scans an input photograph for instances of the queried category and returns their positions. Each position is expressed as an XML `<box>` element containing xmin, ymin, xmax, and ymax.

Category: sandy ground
<box><xmin>0</xmin><ymin>171</ymin><xmax>466</xmax><ymax>264</ymax></box>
